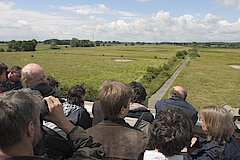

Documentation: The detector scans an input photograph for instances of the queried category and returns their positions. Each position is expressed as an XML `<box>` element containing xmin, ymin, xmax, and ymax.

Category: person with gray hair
<box><xmin>21</xmin><ymin>63</ymin><xmax>46</xmax><ymax>87</ymax></box>
<box><xmin>155</xmin><ymin>86</ymin><xmax>198</xmax><ymax>124</ymax></box>
<box><xmin>0</xmin><ymin>88</ymin><xmax>106</xmax><ymax>159</ymax></box>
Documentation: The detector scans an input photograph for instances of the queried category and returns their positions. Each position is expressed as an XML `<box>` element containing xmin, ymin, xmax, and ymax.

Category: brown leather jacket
<box><xmin>87</xmin><ymin>119</ymin><xmax>149</xmax><ymax>160</ymax></box>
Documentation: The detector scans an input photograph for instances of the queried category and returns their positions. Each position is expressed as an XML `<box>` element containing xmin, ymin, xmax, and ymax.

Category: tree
<box><xmin>176</xmin><ymin>51</ymin><xmax>185</xmax><ymax>59</ymax></box>
<box><xmin>70</xmin><ymin>38</ymin><xmax>80</xmax><ymax>47</ymax></box>
<box><xmin>49</xmin><ymin>42</ymin><xmax>60</xmax><ymax>49</ymax></box>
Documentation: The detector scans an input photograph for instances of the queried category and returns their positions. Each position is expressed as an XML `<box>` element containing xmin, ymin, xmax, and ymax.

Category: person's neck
<box><xmin>0</xmin><ymin>141</ymin><xmax>34</xmax><ymax>157</ymax></box>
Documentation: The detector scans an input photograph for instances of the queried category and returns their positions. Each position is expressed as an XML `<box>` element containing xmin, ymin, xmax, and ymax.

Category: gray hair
<box><xmin>0</xmin><ymin>88</ymin><xmax>42</xmax><ymax>151</ymax></box>
<box><xmin>21</xmin><ymin>63</ymin><xmax>43</xmax><ymax>81</ymax></box>
<box><xmin>169</xmin><ymin>87</ymin><xmax>187</xmax><ymax>100</ymax></box>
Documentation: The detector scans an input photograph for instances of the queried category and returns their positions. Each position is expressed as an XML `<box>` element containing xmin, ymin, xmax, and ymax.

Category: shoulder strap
<box><xmin>134</xmin><ymin>112</ymin><xmax>145</xmax><ymax>129</ymax></box>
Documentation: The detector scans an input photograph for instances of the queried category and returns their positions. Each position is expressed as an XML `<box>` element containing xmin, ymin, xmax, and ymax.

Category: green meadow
<box><xmin>0</xmin><ymin>44</ymin><xmax>186</xmax><ymax>100</ymax></box>
<box><xmin>1</xmin><ymin>44</ymin><xmax>239</xmax><ymax>109</ymax></box>
<box><xmin>164</xmin><ymin>48</ymin><xmax>240</xmax><ymax>110</ymax></box>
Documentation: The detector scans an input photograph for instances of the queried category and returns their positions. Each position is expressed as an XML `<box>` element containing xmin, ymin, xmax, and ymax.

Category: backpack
<box><xmin>133</xmin><ymin>112</ymin><xmax>151</xmax><ymax>135</ymax></box>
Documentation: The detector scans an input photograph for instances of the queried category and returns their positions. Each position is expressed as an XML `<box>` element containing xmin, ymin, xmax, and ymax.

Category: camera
<box><xmin>40</xmin><ymin>100</ymin><xmax>49</xmax><ymax>121</ymax></box>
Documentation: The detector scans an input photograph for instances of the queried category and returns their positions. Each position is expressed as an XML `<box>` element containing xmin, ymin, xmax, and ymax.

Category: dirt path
<box><xmin>148</xmin><ymin>57</ymin><xmax>190</xmax><ymax>111</ymax></box>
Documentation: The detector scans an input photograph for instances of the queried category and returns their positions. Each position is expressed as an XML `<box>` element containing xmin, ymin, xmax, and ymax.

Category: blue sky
<box><xmin>0</xmin><ymin>0</ymin><xmax>240</xmax><ymax>42</ymax></box>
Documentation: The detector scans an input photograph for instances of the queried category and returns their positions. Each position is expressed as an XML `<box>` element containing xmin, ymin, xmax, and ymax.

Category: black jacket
<box><xmin>187</xmin><ymin>135</ymin><xmax>240</xmax><ymax>160</ymax></box>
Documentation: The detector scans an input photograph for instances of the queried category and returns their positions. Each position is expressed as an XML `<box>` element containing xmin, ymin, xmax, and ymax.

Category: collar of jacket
<box><xmin>101</xmin><ymin>119</ymin><xmax>134</xmax><ymax>129</ymax></box>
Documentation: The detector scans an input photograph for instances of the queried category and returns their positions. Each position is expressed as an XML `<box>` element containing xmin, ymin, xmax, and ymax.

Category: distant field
<box><xmin>2</xmin><ymin>44</ymin><xmax>239</xmax><ymax>109</ymax></box>
<box><xmin>0</xmin><ymin>44</ymin><xmax>187</xmax><ymax>100</ymax></box>
<box><xmin>164</xmin><ymin>48</ymin><xmax>240</xmax><ymax>110</ymax></box>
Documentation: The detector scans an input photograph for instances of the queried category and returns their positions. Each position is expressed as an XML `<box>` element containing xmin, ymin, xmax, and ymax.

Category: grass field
<box><xmin>0</xmin><ymin>44</ymin><xmax>187</xmax><ymax>100</ymax></box>
<box><xmin>163</xmin><ymin>48</ymin><xmax>240</xmax><ymax>110</ymax></box>
<box><xmin>1</xmin><ymin>44</ymin><xmax>239</xmax><ymax>109</ymax></box>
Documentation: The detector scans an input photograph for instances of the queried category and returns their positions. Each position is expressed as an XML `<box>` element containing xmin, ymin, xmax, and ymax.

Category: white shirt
<box><xmin>144</xmin><ymin>150</ymin><xmax>183</xmax><ymax>160</ymax></box>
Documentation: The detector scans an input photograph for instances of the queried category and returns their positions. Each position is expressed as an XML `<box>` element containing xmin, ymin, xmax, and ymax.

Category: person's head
<box><xmin>151</xmin><ymin>107</ymin><xmax>193</xmax><ymax>156</ymax></box>
<box><xmin>0</xmin><ymin>62</ymin><xmax>8</xmax><ymax>83</ymax></box>
<box><xmin>199</xmin><ymin>105</ymin><xmax>234</xmax><ymax>144</ymax></box>
<box><xmin>67</xmin><ymin>85</ymin><xmax>86</xmax><ymax>107</ymax></box>
<box><xmin>8</xmin><ymin>66</ymin><xmax>22</xmax><ymax>82</ymax></box>
<box><xmin>46</xmin><ymin>76</ymin><xmax>59</xmax><ymax>92</ymax></box>
<box><xmin>99</xmin><ymin>80</ymin><xmax>133</xmax><ymax>121</ymax></box>
<box><xmin>21</xmin><ymin>63</ymin><xmax>46</xmax><ymax>87</ymax></box>
<box><xmin>0</xmin><ymin>88</ymin><xmax>42</xmax><ymax>153</ymax></box>
<box><xmin>169</xmin><ymin>86</ymin><xmax>187</xmax><ymax>100</ymax></box>
<box><xmin>128</xmin><ymin>81</ymin><xmax>147</xmax><ymax>104</ymax></box>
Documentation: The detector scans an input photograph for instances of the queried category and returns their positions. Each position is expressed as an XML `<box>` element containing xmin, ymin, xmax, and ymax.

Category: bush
<box><xmin>189</xmin><ymin>51</ymin><xmax>200</xmax><ymax>57</ymax></box>
<box><xmin>0</xmin><ymin>48</ymin><xmax>4</xmax><ymax>52</ymax></box>
<box><xmin>49</xmin><ymin>43</ymin><xmax>60</xmax><ymax>49</ymax></box>
<box><xmin>176</xmin><ymin>51</ymin><xmax>185</xmax><ymax>59</ymax></box>
<box><xmin>188</xmin><ymin>48</ymin><xmax>200</xmax><ymax>57</ymax></box>
<box><xmin>51</xmin><ymin>44</ymin><xmax>60</xmax><ymax>49</ymax></box>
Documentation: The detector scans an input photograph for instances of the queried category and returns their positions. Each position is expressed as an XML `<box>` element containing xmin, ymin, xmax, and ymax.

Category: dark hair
<box><xmin>128</xmin><ymin>81</ymin><xmax>147</xmax><ymax>103</ymax></box>
<box><xmin>67</xmin><ymin>85</ymin><xmax>85</xmax><ymax>107</ymax></box>
<box><xmin>151</xmin><ymin>107</ymin><xmax>193</xmax><ymax>156</ymax></box>
<box><xmin>169</xmin><ymin>87</ymin><xmax>187</xmax><ymax>100</ymax></box>
<box><xmin>10</xmin><ymin>66</ymin><xmax>22</xmax><ymax>72</ymax></box>
<box><xmin>0</xmin><ymin>61</ymin><xmax>8</xmax><ymax>75</ymax></box>
<box><xmin>0</xmin><ymin>88</ymin><xmax>42</xmax><ymax>151</ymax></box>
<box><xmin>46</xmin><ymin>76</ymin><xmax>59</xmax><ymax>88</ymax></box>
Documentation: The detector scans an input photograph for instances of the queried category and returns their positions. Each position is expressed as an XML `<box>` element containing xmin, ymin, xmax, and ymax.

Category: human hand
<box><xmin>43</xmin><ymin>96</ymin><xmax>74</xmax><ymax>134</ymax></box>
<box><xmin>43</xmin><ymin>96</ymin><xmax>65</xmax><ymax>125</ymax></box>
<box><xmin>190</xmin><ymin>137</ymin><xmax>198</xmax><ymax>147</ymax></box>
<box><xmin>181</xmin><ymin>146</ymin><xmax>188</xmax><ymax>153</ymax></box>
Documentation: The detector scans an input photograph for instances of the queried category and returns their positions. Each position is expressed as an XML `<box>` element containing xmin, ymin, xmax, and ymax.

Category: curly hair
<box><xmin>128</xmin><ymin>81</ymin><xmax>147</xmax><ymax>104</ymax></box>
<box><xmin>151</xmin><ymin>107</ymin><xmax>193</xmax><ymax>156</ymax></box>
<box><xmin>67</xmin><ymin>85</ymin><xmax>85</xmax><ymax>107</ymax></box>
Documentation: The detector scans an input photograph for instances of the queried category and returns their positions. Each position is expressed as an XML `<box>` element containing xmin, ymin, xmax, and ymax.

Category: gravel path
<box><xmin>148</xmin><ymin>57</ymin><xmax>190</xmax><ymax>111</ymax></box>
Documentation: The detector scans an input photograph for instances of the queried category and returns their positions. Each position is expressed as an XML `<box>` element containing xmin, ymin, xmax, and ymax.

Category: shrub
<box><xmin>49</xmin><ymin>43</ymin><xmax>60</xmax><ymax>49</ymax></box>
<box><xmin>176</xmin><ymin>51</ymin><xmax>185</xmax><ymax>59</ymax></box>
<box><xmin>0</xmin><ymin>48</ymin><xmax>4</xmax><ymax>52</ymax></box>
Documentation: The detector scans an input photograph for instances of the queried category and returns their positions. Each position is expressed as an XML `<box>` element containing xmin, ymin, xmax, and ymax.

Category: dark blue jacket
<box><xmin>187</xmin><ymin>135</ymin><xmax>240</xmax><ymax>160</ymax></box>
<box><xmin>155</xmin><ymin>97</ymin><xmax>198</xmax><ymax>124</ymax></box>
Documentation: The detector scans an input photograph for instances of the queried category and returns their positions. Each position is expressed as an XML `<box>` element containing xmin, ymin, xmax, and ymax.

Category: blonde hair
<box><xmin>98</xmin><ymin>80</ymin><xmax>133</xmax><ymax>121</ymax></box>
<box><xmin>199</xmin><ymin>105</ymin><xmax>234</xmax><ymax>144</ymax></box>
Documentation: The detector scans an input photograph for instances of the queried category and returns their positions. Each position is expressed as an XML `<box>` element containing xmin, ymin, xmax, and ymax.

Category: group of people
<box><xmin>0</xmin><ymin>61</ymin><xmax>240</xmax><ymax>160</ymax></box>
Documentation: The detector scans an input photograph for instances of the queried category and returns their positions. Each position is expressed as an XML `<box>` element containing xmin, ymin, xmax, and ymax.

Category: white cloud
<box><xmin>17</xmin><ymin>20</ymin><xmax>29</xmax><ymax>26</ymax></box>
<box><xmin>94</xmin><ymin>10</ymin><xmax>240</xmax><ymax>42</ymax></box>
<box><xmin>59</xmin><ymin>4</ymin><xmax>136</xmax><ymax>17</ymax></box>
<box><xmin>0</xmin><ymin>1</ymin><xmax>15</xmax><ymax>10</ymax></box>
<box><xmin>215</xmin><ymin>0</ymin><xmax>240</xmax><ymax>9</ymax></box>
<box><xmin>0</xmin><ymin>1</ymin><xmax>240</xmax><ymax>42</ymax></box>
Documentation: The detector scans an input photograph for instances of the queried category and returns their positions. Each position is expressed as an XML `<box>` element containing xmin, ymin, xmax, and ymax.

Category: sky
<box><xmin>0</xmin><ymin>0</ymin><xmax>240</xmax><ymax>42</ymax></box>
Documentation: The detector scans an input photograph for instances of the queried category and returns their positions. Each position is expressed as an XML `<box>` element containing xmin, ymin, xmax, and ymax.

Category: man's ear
<box><xmin>120</xmin><ymin>107</ymin><xmax>126</xmax><ymax>115</ymax></box>
<box><xmin>24</xmin><ymin>79</ymin><xmax>30</xmax><ymax>87</ymax></box>
<box><xmin>26</xmin><ymin>121</ymin><xmax>35</xmax><ymax>137</ymax></box>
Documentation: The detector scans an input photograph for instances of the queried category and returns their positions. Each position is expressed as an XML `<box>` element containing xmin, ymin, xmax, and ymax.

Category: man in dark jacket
<box><xmin>0</xmin><ymin>88</ymin><xmax>106</xmax><ymax>159</ymax></box>
<box><xmin>155</xmin><ymin>86</ymin><xmax>198</xmax><ymax>124</ymax></box>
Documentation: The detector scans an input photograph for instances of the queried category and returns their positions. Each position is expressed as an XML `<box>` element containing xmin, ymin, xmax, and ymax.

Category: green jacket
<box><xmin>63</xmin><ymin>126</ymin><xmax>107</xmax><ymax>160</ymax></box>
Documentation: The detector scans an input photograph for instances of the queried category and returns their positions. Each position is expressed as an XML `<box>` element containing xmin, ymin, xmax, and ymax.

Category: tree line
<box><xmin>5</xmin><ymin>39</ymin><xmax>38</xmax><ymax>52</ymax></box>
<box><xmin>1</xmin><ymin>39</ymin><xmax>240</xmax><ymax>52</ymax></box>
